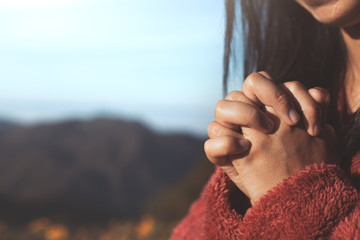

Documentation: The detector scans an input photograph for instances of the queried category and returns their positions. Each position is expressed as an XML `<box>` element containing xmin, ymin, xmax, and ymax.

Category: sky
<box><xmin>0</xmin><ymin>0</ymin><xmax>242</xmax><ymax>136</ymax></box>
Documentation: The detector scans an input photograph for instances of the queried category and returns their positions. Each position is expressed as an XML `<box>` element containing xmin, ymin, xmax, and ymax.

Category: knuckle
<box><xmin>274</xmin><ymin>91</ymin><xmax>289</xmax><ymax>106</ymax></box>
<box><xmin>245</xmin><ymin>72</ymin><xmax>262</xmax><ymax>86</ymax></box>
<box><xmin>285</xmin><ymin>81</ymin><xmax>305</xmax><ymax>92</ymax></box>
<box><xmin>258</xmin><ymin>71</ymin><xmax>272</xmax><ymax>79</ymax></box>
<box><xmin>207</xmin><ymin>121</ymin><xmax>222</xmax><ymax>137</ymax></box>
<box><xmin>215</xmin><ymin>100</ymin><xmax>227</xmax><ymax>119</ymax></box>
<box><xmin>204</xmin><ymin>140</ymin><xmax>213</xmax><ymax>156</ymax></box>
<box><xmin>204</xmin><ymin>137</ymin><xmax>235</xmax><ymax>158</ymax></box>
<box><xmin>226</xmin><ymin>91</ymin><xmax>242</xmax><ymax>101</ymax></box>
<box><xmin>242</xmin><ymin>73</ymin><xmax>262</xmax><ymax>95</ymax></box>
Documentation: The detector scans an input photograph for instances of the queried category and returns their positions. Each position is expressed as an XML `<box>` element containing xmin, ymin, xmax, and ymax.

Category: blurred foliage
<box><xmin>0</xmin><ymin>216</ymin><xmax>177</xmax><ymax>240</ymax></box>
<box><xmin>0</xmin><ymin>117</ymin><xmax>215</xmax><ymax>239</ymax></box>
<box><xmin>145</xmin><ymin>155</ymin><xmax>214</xmax><ymax>221</ymax></box>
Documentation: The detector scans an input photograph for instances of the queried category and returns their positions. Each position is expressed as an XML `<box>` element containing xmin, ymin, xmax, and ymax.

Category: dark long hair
<box><xmin>224</xmin><ymin>0</ymin><xmax>346</xmax><ymax>97</ymax></box>
<box><xmin>224</xmin><ymin>0</ymin><xmax>360</xmax><ymax>165</ymax></box>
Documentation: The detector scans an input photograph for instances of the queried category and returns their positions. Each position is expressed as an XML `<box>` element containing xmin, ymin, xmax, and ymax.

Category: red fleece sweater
<box><xmin>171</xmin><ymin>152</ymin><xmax>360</xmax><ymax>239</ymax></box>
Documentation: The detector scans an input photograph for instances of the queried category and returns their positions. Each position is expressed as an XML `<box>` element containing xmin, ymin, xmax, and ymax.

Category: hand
<box><xmin>240</xmin><ymin>71</ymin><xmax>330</xmax><ymax>136</ymax></box>
<box><xmin>240</xmin><ymin>106</ymin><xmax>338</xmax><ymax>204</ymax></box>
<box><xmin>205</xmin><ymin>74</ymin><xmax>336</xmax><ymax>204</ymax></box>
<box><xmin>206</xmin><ymin>102</ymin><xmax>339</xmax><ymax>205</ymax></box>
<box><xmin>206</xmin><ymin>73</ymin><xmax>330</xmax><ymax>178</ymax></box>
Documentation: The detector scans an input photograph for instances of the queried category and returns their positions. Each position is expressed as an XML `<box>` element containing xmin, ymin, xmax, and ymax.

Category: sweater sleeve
<box><xmin>237</xmin><ymin>164</ymin><xmax>359</xmax><ymax>239</ymax></box>
<box><xmin>330</xmin><ymin>204</ymin><xmax>360</xmax><ymax>239</ymax></box>
<box><xmin>171</xmin><ymin>164</ymin><xmax>360</xmax><ymax>239</ymax></box>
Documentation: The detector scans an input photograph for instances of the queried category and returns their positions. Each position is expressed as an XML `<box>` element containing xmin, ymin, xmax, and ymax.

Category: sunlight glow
<box><xmin>0</xmin><ymin>0</ymin><xmax>224</xmax><ymax>136</ymax></box>
<box><xmin>0</xmin><ymin>0</ymin><xmax>80</xmax><ymax>8</ymax></box>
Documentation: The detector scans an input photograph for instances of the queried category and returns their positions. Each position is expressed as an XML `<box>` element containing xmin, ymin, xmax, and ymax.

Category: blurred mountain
<box><xmin>0</xmin><ymin>118</ymin><xmax>206</xmax><ymax>224</ymax></box>
<box><xmin>145</xmin><ymin>155</ymin><xmax>214</xmax><ymax>221</ymax></box>
<box><xmin>0</xmin><ymin>119</ymin><xmax>16</xmax><ymax>130</ymax></box>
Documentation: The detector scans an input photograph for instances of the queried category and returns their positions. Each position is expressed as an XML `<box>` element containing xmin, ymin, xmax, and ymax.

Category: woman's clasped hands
<box><xmin>204</xmin><ymin>72</ymin><xmax>340</xmax><ymax>205</ymax></box>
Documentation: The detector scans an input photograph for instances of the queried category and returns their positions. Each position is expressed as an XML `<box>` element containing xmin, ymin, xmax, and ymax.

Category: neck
<box><xmin>341</xmin><ymin>22</ymin><xmax>360</xmax><ymax>114</ymax></box>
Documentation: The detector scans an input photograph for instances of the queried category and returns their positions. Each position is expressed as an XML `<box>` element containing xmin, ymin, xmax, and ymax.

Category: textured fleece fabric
<box><xmin>171</xmin><ymin>152</ymin><xmax>360</xmax><ymax>239</ymax></box>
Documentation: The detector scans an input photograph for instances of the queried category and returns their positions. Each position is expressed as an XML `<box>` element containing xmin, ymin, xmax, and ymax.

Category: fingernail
<box><xmin>238</xmin><ymin>139</ymin><xmax>250</xmax><ymax>148</ymax></box>
<box><xmin>289</xmin><ymin>109</ymin><xmax>300</xmax><ymax>123</ymax></box>
<box><xmin>313</xmin><ymin>124</ymin><xmax>320</xmax><ymax>136</ymax></box>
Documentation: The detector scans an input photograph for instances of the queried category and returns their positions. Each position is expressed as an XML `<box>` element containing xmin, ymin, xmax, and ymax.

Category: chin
<box><xmin>296</xmin><ymin>0</ymin><xmax>360</xmax><ymax>27</ymax></box>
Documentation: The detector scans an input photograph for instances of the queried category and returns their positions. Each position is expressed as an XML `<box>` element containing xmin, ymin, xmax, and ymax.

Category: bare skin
<box><xmin>295</xmin><ymin>0</ymin><xmax>360</xmax><ymax>112</ymax></box>
<box><xmin>341</xmin><ymin>23</ymin><xmax>360</xmax><ymax>113</ymax></box>
<box><xmin>295</xmin><ymin>0</ymin><xmax>360</xmax><ymax>27</ymax></box>
<box><xmin>205</xmin><ymin>0</ymin><xmax>360</xmax><ymax>204</ymax></box>
<box><xmin>206</xmin><ymin>104</ymin><xmax>338</xmax><ymax>204</ymax></box>
<box><xmin>205</xmin><ymin>88</ymin><xmax>337</xmax><ymax>204</ymax></box>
